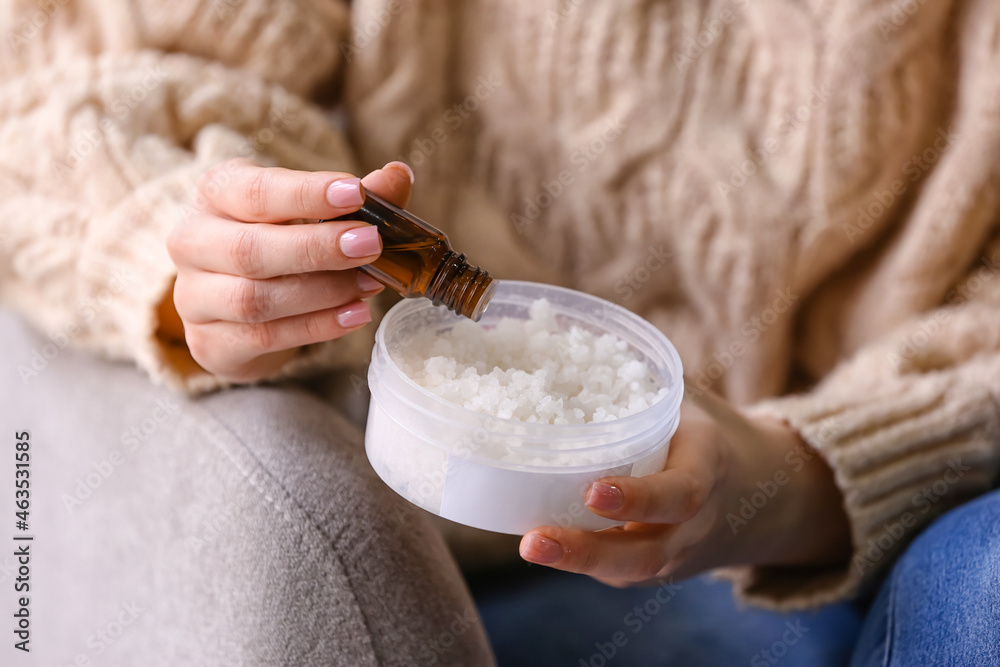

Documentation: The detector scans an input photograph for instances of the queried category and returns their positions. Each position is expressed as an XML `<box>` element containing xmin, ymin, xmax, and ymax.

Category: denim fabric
<box><xmin>476</xmin><ymin>488</ymin><xmax>1000</xmax><ymax>666</ymax></box>
<box><xmin>474</xmin><ymin>568</ymin><xmax>862</xmax><ymax>667</ymax></box>
<box><xmin>851</xmin><ymin>488</ymin><xmax>1000</xmax><ymax>667</ymax></box>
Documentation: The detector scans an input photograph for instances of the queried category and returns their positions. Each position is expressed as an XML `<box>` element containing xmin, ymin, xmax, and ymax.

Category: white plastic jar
<box><xmin>365</xmin><ymin>281</ymin><xmax>684</xmax><ymax>535</ymax></box>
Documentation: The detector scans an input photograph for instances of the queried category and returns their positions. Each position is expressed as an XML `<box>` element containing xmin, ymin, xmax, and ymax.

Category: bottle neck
<box><xmin>426</xmin><ymin>252</ymin><xmax>498</xmax><ymax>321</ymax></box>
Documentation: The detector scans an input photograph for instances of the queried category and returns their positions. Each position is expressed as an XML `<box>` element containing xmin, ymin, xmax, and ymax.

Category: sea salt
<box><xmin>365</xmin><ymin>294</ymin><xmax>681</xmax><ymax>529</ymax></box>
<box><xmin>393</xmin><ymin>299</ymin><xmax>667</xmax><ymax>424</ymax></box>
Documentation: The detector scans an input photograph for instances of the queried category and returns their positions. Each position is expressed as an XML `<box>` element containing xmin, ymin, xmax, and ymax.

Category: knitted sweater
<box><xmin>3</xmin><ymin>0</ymin><xmax>999</xmax><ymax>609</ymax></box>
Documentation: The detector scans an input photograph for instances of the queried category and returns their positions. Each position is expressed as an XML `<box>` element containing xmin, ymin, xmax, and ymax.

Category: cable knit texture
<box><xmin>3</xmin><ymin>0</ymin><xmax>1000</xmax><ymax>609</ymax></box>
<box><xmin>0</xmin><ymin>0</ymin><xmax>364</xmax><ymax>392</ymax></box>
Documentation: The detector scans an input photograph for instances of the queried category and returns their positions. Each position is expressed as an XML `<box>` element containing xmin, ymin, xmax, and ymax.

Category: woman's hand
<box><xmin>165</xmin><ymin>158</ymin><xmax>414</xmax><ymax>383</ymax></box>
<box><xmin>519</xmin><ymin>393</ymin><xmax>852</xmax><ymax>586</ymax></box>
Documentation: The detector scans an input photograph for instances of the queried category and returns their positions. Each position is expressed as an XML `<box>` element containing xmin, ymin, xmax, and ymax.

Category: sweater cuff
<box><xmin>717</xmin><ymin>372</ymin><xmax>1000</xmax><ymax>610</ymax></box>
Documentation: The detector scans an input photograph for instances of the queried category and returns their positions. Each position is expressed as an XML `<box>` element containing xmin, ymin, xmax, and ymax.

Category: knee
<box><xmin>897</xmin><ymin>489</ymin><xmax>1000</xmax><ymax>580</ymax></box>
<box><xmin>885</xmin><ymin>490</ymin><xmax>1000</xmax><ymax>658</ymax></box>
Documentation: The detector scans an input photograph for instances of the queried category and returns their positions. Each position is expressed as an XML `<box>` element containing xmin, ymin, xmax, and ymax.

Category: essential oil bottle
<box><xmin>326</xmin><ymin>189</ymin><xmax>498</xmax><ymax>321</ymax></box>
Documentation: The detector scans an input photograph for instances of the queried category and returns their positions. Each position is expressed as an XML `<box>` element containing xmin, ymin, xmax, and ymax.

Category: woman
<box><xmin>3</xmin><ymin>0</ymin><xmax>999</xmax><ymax>664</ymax></box>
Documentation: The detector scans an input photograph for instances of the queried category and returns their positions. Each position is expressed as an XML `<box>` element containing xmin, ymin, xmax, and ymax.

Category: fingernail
<box><xmin>327</xmin><ymin>178</ymin><xmax>364</xmax><ymax>208</ymax></box>
<box><xmin>520</xmin><ymin>533</ymin><xmax>563</xmax><ymax>564</ymax></box>
<box><xmin>356</xmin><ymin>272</ymin><xmax>383</xmax><ymax>293</ymax></box>
<box><xmin>385</xmin><ymin>161</ymin><xmax>415</xmax><ymax>184</ymax></box>
<box><xmin>336</xmin><ymin>301</ymin><xmax>372</xmax><ymax>328</ymax></box>
<box><xmin>339</xmin><ymin>226</ymin><xmax>381</xmax><ymax>258</ymax></box>
<box><xmin>586</xmin><ymin>482</ymin><xmax>624</xmax><ymax>512</ymax></box>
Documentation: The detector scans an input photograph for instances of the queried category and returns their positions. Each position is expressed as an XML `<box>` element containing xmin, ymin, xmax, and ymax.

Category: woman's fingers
<box><xmin>173</xmin><ymin>269</ymin><xmax>383</xmax><ymax>324</ymax></box>
<box><xmin>583</xmin><ymin>470</ymin><xmax>708</xmax><ymax>525</ymax></box>
<box><xmin>167</xmin><ymin>215</ymin><xmax>382</xmax><ymax>278</ymax></box>
<box><xmin>197</xmin><ymin>158</ymin><xmax>416</xmax><ymax>223</ymax></box>
<box><xmin>170</xmin><ymin>161</ymin><xmax>420</xmax><ymax>278</ymax></box>
<box><xmin>519</xmin><ymin>526</ymin><xmax>674</xmax><ymax>582</ymax></box>
<box><xmin>360</xmin><ymin>161</ymin><xmax>415</xmax><ymax>209</ymax></box>
<box><xmin>516</xmin><ymin>410</ymin><xmax>730</xmax><ymax>583</ymax></box>
<box><xmin>169</xmin><ymin>160</ymin><xmax>420</xmax><ymax>383</ymax></box>
<box><xmin>172</xmin><ymin>160</ymin><xmax>420</xmax><ymax>279</ymax></box>
<box><xmin>198</xmin><ymin>159</ymin><xmax>366</xmax><ymax>222</ymax></box>
<box><xmin>584</xmin><ymin>420</ymin><xmax>721</xmax><ymax>524</ymax></box>
<box><xmin>185</xmin><ymin>300</ymin><xmax>372</xmax><ymax>373</ymax></box>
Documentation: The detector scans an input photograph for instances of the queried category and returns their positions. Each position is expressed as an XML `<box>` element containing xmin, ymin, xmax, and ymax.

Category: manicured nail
<box><xmin>586</xmin><ymin>482</ymin><xmax>624</xmax><ymax>512</ymax></box>
<box><xmin>356</xmin><ymin>272</ymin><xmax>383</xmax><ymax>293</ymax></box>
<box><xmin>327</xmin><ymin>178</ymin><xmax>364</xmax><ymax>208</ymax></box>
<box><xmin>385</xmin><ymin>161</ymin><xmax>415</xmax><ymax>184</ymax></box>
<box><xmin>336</xmin><ymin>301</ymin><xmax>372</xmax><ymax>328</ymax></box>
<box><xmin>520</xmin><ymin>533</ymin><xmax>563</xmax><ymax>564</ymax></box>
<box><xmin>339</xmin><ymin>226</ymin><xmax>381</xmax><ymax>258</ymax></box>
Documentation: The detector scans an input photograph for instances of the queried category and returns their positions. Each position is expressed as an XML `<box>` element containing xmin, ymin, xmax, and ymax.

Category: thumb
<box><xmin>361</xmin><ymin>161</ymin><xmax>415</xmax><ymax>209</ymax></box>
<box><xmin>584</xmin><ymin>419</ymin><xmax>719</xmax><ymax>524</ymax></box>
<box><xmin>584</xmin><ymin>469</ymin><xmax>709</xmax><ymax>525</ymax></box>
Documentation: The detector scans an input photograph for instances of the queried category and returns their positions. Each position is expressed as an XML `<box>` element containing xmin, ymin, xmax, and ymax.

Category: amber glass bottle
<box><xmin>326</xmin><ymin>189</ymin><xmax>498</xmax><ymax>321</ymax></box>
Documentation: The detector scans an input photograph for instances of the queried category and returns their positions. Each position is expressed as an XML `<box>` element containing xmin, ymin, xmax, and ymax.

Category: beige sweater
<box><xmin>3</xmin><ymin>0</ymin><xmax>999</xmax><ymax>609</ymax></box>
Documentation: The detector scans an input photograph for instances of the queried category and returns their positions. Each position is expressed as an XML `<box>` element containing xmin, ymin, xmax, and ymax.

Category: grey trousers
<box><xmin>0</xmin><ymin>311</ymin><xmax>496</xmax><ymax>666</ymax></box>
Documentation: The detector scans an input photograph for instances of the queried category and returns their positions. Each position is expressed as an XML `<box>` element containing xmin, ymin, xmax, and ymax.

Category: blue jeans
<box><xmin>851</xmin><ymin>487</ymin><xmax>1000</xmax><ymax>667</ymax></box>
<box><xmin>473</xmin><ymin>488</ymin><xmax>1000</xmax><ymax>666</ymax></box>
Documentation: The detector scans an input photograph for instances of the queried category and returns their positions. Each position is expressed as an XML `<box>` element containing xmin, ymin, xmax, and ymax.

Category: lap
<box><xmin>852</xmin><ymin>488</ymin><xmax>1000</xmax><ymax>667</ymax></box>
<box><xmin>475</xmin><ymin>489</ymin><xmax>1000</xmax><ymax>666</ymax></box>
<box><xmin>474</xmin><ymin>567</ymin><xmax>862</xmax><ymax>667</ymax></box>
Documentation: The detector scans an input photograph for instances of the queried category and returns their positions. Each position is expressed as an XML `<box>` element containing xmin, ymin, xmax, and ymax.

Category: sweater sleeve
<box><xmin>717</xmin><ymin>0</ymin><xmax>1000</xmax><ymax>609</ymax></box>
<box><xmin>0</xmin><ymin>2</ymin><xmax>371</xmax><ymax>393</ymax></box>
<box><xmin>718</xmin><ymin>257</ymin><xmax>1000</xmax><ymax>609</ymax></box>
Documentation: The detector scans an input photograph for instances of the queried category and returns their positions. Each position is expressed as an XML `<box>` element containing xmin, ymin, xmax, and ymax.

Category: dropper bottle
<box><xmin>325</xmin><ymin>189</ymin><xmax>498</xmax><ymax>321</ymax></box>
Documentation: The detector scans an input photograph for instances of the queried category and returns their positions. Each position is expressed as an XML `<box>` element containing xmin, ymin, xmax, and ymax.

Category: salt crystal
<box><xmin>394</xmin><ymin>299</ymin><xmax>667</xmax><ymax>425</ymax></box>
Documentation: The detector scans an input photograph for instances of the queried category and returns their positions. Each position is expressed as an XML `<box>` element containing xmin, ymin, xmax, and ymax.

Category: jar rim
<box><xmin>371</xmin><ymin>281</ymin><xmax>685</xmax><ymax>457</ymax></box>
